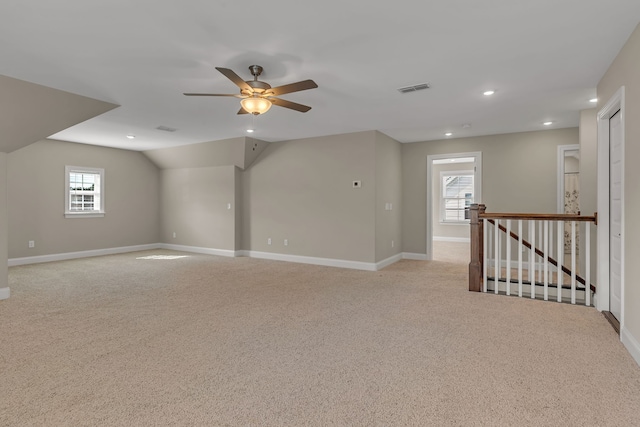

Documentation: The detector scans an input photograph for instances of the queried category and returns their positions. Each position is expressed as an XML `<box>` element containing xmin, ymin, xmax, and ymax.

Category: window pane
<box><xmin>68</xmin><ymin>172</ymin><xmax>100</xmax><ymax>211</ymax></box>
<box><xmin>441</xmin><ymin>172</ymin><xmax>474</xmax><ymax>222</ymax></box>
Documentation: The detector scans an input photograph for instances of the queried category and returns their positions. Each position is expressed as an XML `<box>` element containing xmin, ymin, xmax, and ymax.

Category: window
<box><xmin>65</xmin><ymin>166</ymin><xmax>104</xmax><ymax>218</ymax></box>
<box><xmin>441</xmin><ymin>171</ymin><xmax>474</xmax><ymax>223</ymax></box>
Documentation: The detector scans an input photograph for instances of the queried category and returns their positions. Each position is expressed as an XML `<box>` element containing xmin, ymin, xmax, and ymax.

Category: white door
<box><xmin>609</xmin><ymin>110</ymin><xmax>622</xmax><ymax>320</ymax></box>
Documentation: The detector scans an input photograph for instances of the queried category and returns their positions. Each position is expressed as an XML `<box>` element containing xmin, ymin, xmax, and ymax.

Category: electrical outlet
<box><xmin>392</xmin><ymin>240</ymin><xmax>395</xmax><ymax>248</ymax></box>
<box><xmin>268</xmin><ymin>238</ymin><xmax>272</xmax><ymax>245</ymax></box>
<box><xmin>173</xmin><ymin>232</ymin><xmax>176</xmax><ymax>239</ymax></box>
<box><xmin>284</xmin><ymin>239</ymin><xmax>288</xmax><ymax>246</ymax></box>
<box><xmin>227</xmin><ymin>203</ymin><xmax>232</xmax><ymax>210</ymax></box>
<box><xmin>28</xmin><ymin>240</ymin><xmax>35</xmax><ymax>248</ymax></box>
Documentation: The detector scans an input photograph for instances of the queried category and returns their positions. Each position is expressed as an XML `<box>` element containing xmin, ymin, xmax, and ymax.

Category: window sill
<box><xmin>65</xmin><ymin>212</ymin><xmax>105</xmax><ymax>219</ymax></box>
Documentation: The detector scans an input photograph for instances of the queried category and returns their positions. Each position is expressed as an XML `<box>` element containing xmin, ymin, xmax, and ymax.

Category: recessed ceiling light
<box><xmin>483</xmin><ymin>90</ymin><xmax>495</xmax><ymax>96</ymax></box>
<box><xmin>246</xmin><ymin>129</ymin><xmax>254</xmax><ymax>133</ymax></box>
<box><xmin>445</xmin><ymin>132</ymin><xmax>453</xmax><ymax>137</ymax></box>
<box><xmin>590</xmin><ymin>98</ymin><xmax>598</xmax><ymax>103</ymax></box>
<box><xmin>543</xmin><ymin>121</ymin><xmax>553</xmax><ymax>126</ymax></box>
<box><xmin>126</xmin><ymin>134</ymin><xmax>135</xmax><ymax>139</ymax></box>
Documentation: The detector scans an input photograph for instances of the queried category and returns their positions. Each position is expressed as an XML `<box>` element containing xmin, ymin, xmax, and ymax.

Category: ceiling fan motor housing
<box><xmin>243</xmin><ymin>80</ymin><xmax>271</xmax><ymax>95</ymax></box>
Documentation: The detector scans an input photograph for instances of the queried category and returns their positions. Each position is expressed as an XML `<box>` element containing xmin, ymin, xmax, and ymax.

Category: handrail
<box><xmin>480</xmin><ymin>212</ymin><xmax>597</xmax><ymax>223</ymax></box>
<box><xmin>469</xmin><ymin>204</ymin><xmax>597</xmax><ymax>300</ymax></box>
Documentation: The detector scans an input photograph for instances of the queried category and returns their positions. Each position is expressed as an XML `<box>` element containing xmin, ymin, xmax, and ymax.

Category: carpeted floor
<box><xmin>1</xmin><ymin>250</ymin><xmax>639</xmax><ymax>426</ymax></box>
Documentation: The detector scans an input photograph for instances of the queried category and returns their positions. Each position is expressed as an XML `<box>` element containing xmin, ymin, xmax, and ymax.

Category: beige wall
<box><xmin>579</xmin><ymin>109</ymin><xmax>598</xmax><ymax>218</ymax></box>
<box><xmin>374</xmin><ymin>132</ymin><xmax>402</xmax><ymax>262</ymax></box>
<box><xmin>144</xmin><ymin>136</ymin><xmax>268</xmax><ymax>171</ymax></box>
<box><xmin>597</xmin><ymin>23</ymin><xmax>640</xmax><ymax>349</ymax></box>
<box><xmin>0</xmin><ymin>153</ymin><xmax>7</xmax><ymax>291</ymax></box>
<box><xmin>242</xmin><ymin>131</ymin><xmax>377</xmax><ymax>263</ymax></box>
<box><xmin>432</xmin><ymin>162</ymin><xmax>474</xmax><ymax>240</ymax></box>
<box><xmin>0</xmin><ymin>75</ymin><xmax>118</xmax><ymax>153</ymax></box>
<box><xmin>402</xmin><ymin>128</ymin><xmax>579</xmax><ymax>254</ymax></box>
<box><xmin>160</xmin><ymin>165</ymin><xmax>238</xmax><ymax>251</ymax></box>
<box><xmin>7</xmin><ymin>139</ymin><xmax>160</xmax><ymax>258</ymax></box>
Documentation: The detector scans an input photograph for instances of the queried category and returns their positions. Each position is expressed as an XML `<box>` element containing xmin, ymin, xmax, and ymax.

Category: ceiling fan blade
<box><xmin>183</xmin><ymin>93</ymin><xmax>242</xmax><ymax>97</ymax></box>
<box><xmin>267</xmin><ymin>79</ymin><xmax>318</xmax><ymax>96</ymax></box>
<box><xmin>237</xmin><ymin>107</ymin><xmax>249</xmax><ymax>115</ymax></box>
<box><xmin>215</xmin><ymin>67</ymin><xmax>253</xmax><ymax>92</ymax></box>
<box><xmin>269</xmin><ymin>97</ymin><xmax>312</xmax><ymax>113</ymax></box>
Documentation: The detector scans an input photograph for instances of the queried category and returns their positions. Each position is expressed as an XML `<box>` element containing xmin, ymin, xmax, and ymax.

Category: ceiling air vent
<box><xmin>397</xmin><ymin>83</ymin><xmax>431</xmax><ymax>94</ymax></box>
<box><xmin>156</xmin><ymin>125</ymin><xmax>177</xmax><ymax>132</ymax></box>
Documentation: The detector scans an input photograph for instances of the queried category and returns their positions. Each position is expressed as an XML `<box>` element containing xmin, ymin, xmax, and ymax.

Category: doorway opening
<box><xmin>557</xmin><ymin>144</ymin><xmax>581</xmax><ymax>270</ymax></box>
<box><xmin>426</xmin><ymin>152</ymin><xmax>482</xmax><ymax>263</ymax></box>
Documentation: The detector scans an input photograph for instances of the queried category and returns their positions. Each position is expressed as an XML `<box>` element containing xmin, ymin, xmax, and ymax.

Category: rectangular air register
<box><xmin>156</xmin><ymin>126</ymin><xmax>178</xmax><ymax>132</ymax></box>
<box><xmin>397</xmin><ymin>83</ymin><xmax>431</xmax><ymax>93</ymax></box>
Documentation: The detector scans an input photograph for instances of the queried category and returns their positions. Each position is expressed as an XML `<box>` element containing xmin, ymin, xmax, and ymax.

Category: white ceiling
<box><xmin>1</xmin><ymin>1</ymin><xmax>639</xmax><ymax>151</ymax></box>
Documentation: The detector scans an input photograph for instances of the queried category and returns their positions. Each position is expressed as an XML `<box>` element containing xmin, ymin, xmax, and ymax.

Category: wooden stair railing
<box><xmin>486</xmin><ymin>219</ymin><xmax>596</xmax><ymax>293</ymax></box>
<box><xmin>469</xmin><ymin>204</ymin><xmax>597</xmax><ymax>297</ymax></box>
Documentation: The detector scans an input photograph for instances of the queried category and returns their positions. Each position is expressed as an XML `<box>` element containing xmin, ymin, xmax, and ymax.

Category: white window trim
<box><xmin>65</xmin><ymin>165</ymin><xmax>105</xmax><ymax>218</ymax></box>
<box><xmin>440</xmin><ymin>169</ymin><xmax>474</xmax><ymax>224</ymax></box>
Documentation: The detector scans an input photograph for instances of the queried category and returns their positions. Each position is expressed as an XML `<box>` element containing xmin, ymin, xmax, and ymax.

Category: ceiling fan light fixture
<box><xmin>240</xmin><ymin>96</ymin><xmax>272</xmax><ymax>115</ymax></box>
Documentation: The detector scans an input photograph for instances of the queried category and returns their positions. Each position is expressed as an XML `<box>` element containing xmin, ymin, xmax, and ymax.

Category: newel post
<box><xmin>469</xmin><ymin>203</ymin><xmax>486</xmax><ymax>292</ymax></box>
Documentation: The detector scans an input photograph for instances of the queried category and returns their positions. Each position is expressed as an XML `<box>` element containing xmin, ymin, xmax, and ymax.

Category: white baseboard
<box><xmin>7</xmin><ymin>244</ymin><xmax>423</xmax><ymax>273</ymax></box>
<box><xmin>0</xmin><ymin>287</ymin><xmax>10</xmax><ymax>300</ymax></box>
<box><xmin>376</xmin><ymin>253</ymin><xmax>403</xmax><ymax>270</ymax></box>
<box><xmin>621</xmin><ymin>327</ymin><xmax>640</xmax><ymax>368</ymax></box>
<box><xmin>402</xmin><ymin>252</ymin><xmax>428</xmax><ymax>261</ymax></box>
<box><xmin>8</xmin><ymin>244</ymin><xmax>162</xmax><ymax>266</ymax></box>
<box><xmin>433</xmin><ymin>236</ymin><xmax>470</xmax><ymax>243</ymax></box>
<box><xmin>159</xmin><ymin>243</ymin><xmax>237</xmax><ymax>258</ymax></box>
<box><xmin>243</xmin><ymin>250</ymin><xmax>378</xmax><ymax>271</ymax></box>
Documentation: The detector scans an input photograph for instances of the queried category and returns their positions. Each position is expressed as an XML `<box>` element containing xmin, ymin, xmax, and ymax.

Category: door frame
<box><xmin>426</xmin><ymin>151</ymin><xmax>482</xmax><ymax>260</ymax></box>
<box><xmin>596</xmin><ymin>86</ymin><xmax>625</xmax><ymax>326</ymax></box>
<box><xmin>557</xmin><ymin>144</ymin><xmax>580</xmax><ymax>213</ymax></box>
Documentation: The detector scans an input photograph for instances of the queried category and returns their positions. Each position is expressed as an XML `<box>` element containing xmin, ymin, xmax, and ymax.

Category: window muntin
<box><xmin>441</xmin><ymin>171</ymin><xmax>474</xmax><ymax>223</ymax></box>
<box><xmin>65</xmin><ymin>166</ymin><xmax>104</xmax><ymax>217</ymax></box>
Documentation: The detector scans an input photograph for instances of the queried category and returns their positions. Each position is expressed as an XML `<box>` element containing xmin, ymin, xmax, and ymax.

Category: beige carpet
<box><xmin>2</xmin><ymin>250</ymin><xmax>639</xmax><ymax>426</ymax></box>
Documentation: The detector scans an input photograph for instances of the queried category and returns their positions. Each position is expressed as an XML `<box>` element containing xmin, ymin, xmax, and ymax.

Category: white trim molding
<box><xmin>159</xmin><ymin>243</ymin><xmax>237</xmax><ymax>258</ymax></box>
<box><xmin>596</xmin><ymin>86</ymin><xmax>625</xmax><ymax>320</ymax></box>
<box><xmin>433</xmin><ymin>236</ymin><xmax>470</xmax><ymax>243</ymax></box>
<box><xmin>402</xmin><ymin>253</ymin><xmax>429</xmax><ymax>261</ymax></box>
<box><xmin>621</xmin><ymin>327</ymin><xmax>640</xmax><ymax>367</ymax></box>
<box><xmin>0</xmin><ymin>287</ymin><xmax>10</xmax><ymax>300</ymax></box>
<box><xmin>8</xmin><ymin>244</ymin><xmax>161</xmax><ymax>266</ymax></box>
<box><xmin>243</xmin><ymin>250</ymin><xmax>378</xmax><ymax>271</ymax></box>
<box><xmin>427</xmin><ymin>151</ymin><xmax>482</xmax><ymax>261</ymax></box>
<box><xmin>557</xmin><ymin>144</ymin><xmax>581</xmax><ymax>213</ymax></box>
<box><xmin>7</xmin><ymin>244</ymin><xmax>429</xmax><ymax>272</ymax></box>
<box><xmin>376</xmin><ymin>254</ymin><xmax>403</xmax><ymax>270</ymax></box>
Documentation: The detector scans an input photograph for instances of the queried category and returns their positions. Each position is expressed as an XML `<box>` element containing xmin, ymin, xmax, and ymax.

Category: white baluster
<box><xmin>544</xmin><ymin>220</ymin><xmax>549</xmax><ymax>301</ymax></box>
<box><xmin>483</xmin><ymin>219</ymin><xmax>488</xmax><ymax>293</ymax></box>
<box><xmin>529</xmin><ymin>220</ymin><xmax>536</xmax><ymax>299</ymax></box>
<box><xmin>518</xmin><ymin>220</ymin><xmax>523</xmax><ymax>297</ymax></box>
<box><xmin>557</xmin><ymin>220</ymin><xmax>563</xmax><ymax>303</ymax></box>
<box><xmin>585</xmin><ymin>223</ymin><xmax>591</xmax><ymax>306</ymax></box>
<box><xmin>538</xmin><ymin>223</ymin><xmax>542</xmax><ymax>284</ymax></box>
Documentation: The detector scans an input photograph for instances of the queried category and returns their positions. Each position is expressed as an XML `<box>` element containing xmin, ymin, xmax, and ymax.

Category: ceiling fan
<box><xmin>184</xmin><ymin>65</ymin><xmax>318</xmax><ymax>115</ymax></box>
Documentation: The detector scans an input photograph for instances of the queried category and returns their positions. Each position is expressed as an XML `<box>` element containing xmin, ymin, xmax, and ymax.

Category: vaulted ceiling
<box><xmin>1</xmin><ymin>1</ymin><xmax>639</xmax><ymax>151</ymax></box>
